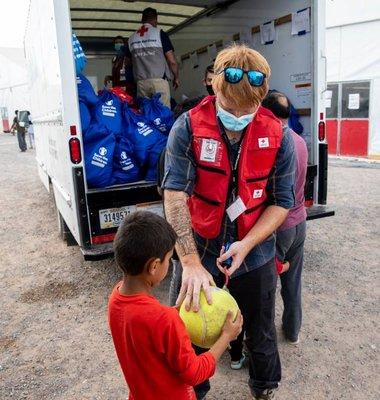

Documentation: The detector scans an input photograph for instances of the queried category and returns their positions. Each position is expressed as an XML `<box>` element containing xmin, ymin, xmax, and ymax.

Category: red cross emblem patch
<box><xmin>137</xmin><ymin>25</ymin><xmax>149</xmax><ymax>37</ymax></box>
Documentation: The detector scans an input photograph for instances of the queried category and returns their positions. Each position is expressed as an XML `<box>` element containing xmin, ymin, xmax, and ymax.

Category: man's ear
<box><xmin>146</xmin><ymin>258</ymin><xmax>161</xmax><ymax>275</ymax></box>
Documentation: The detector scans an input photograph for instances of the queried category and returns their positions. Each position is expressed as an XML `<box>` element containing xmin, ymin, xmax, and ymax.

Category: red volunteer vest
<box><xmin>188</xmin><ymin>96</ymin><xmax>283</xmax><ymax>240</ymax></box>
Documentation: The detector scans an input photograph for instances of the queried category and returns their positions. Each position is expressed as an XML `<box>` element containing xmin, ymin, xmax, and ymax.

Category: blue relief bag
<box><xmin>84</xmin><ymin>124</ymin><xmax>115</xmax><ymax>188</ymax></box>
<box><xmin>112</xmin><ymin>136</ymin><xmax>141</xmax><ymax>185</ymax></box>
<box><xmin>141</xmin><ymin>93</ymin><xmax>174</xmax><ymax>135</ymax></box>
<box><xmin>93</xmin><ymin>90</ymin><xmax>123</xmax><ymax>135</ymax></box>
<box><xmin>76</xmin><ymin>74</ymin><xmax>98</xmax><ymax>107</ymax></box>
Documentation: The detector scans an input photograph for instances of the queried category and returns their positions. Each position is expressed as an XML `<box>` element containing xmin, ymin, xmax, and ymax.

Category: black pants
<box><xmin>193</xmin><ymin>259</ymin><xmax>281</xmax><ymax>398</ymax></box>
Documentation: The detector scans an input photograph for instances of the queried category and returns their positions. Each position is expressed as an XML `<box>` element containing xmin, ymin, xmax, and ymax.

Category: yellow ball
<box><xmin>179</xmin><ymin>287</ymin><xmax>239</xmax><ymax>349</ymax></box>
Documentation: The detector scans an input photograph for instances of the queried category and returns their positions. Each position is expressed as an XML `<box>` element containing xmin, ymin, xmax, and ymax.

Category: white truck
<box><xmin>25</xmin><ymin>0</ymin><xmax>333</xmax><ymax>260</ymax></box>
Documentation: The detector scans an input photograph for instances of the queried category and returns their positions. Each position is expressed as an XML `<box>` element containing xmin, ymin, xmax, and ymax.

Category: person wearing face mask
<box><xmin>111</xmin><ymin>35</ymin><xmax>135</xmax><ymax>94</ymax></box>
<box><xmin>262</xmin><ymin>92</ymin><xmax>308</xmax><ymax>346</ymax></box>
<box><xmin>163</xmin><ymin>44</ymin><xmax>295</xmax><ymax>400</ymax></box>
<box><xmin>203</xmin><ymin>64</ymin><xmax>215</xmax><ymax>95</ymax></box>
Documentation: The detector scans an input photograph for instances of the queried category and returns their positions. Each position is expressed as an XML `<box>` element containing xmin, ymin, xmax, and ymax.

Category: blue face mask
<box><xmin>114</xmin><ymin>43</ymin><xmax>123</xmax><ymax>52</ymax></box>
<box><xmin>217</xmin><ymin>104</ymin><xmax>254</xmax><ymax>132</ymax></box>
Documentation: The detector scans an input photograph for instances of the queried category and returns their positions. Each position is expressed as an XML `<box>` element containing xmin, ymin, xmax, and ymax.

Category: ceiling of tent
<box><xmin>70</xmin><ymin>0</ymin><xmax>221</xmax><ymax>39</ymax></box>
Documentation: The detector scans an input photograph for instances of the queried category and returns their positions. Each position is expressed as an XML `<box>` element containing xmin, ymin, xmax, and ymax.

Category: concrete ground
<box><xmin>0</xmin><ymin>133</ymin><xmax>379</xmax><ymax>399</ymax></box>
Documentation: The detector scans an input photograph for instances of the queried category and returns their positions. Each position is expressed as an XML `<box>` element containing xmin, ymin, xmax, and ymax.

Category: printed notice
<box><xmin>260</xmin><ymin>21</ymin><xmax>275</xmax><ymax>45</ymax></box>
<box><xmin>292</xmin><ymin>8</ymin><xmax>311</xmax><ymax>35</ymax></box>
<box><xmin>348</xmin><ymin>93</ymin><xmax>360</xmax><ymax>110</ymax></box>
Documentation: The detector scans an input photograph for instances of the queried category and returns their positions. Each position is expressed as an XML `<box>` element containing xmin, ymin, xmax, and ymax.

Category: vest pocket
<box><xmin>193</xmin><ymin>191</ymin><xmax>221</xmax><ymax>206</ymax></box>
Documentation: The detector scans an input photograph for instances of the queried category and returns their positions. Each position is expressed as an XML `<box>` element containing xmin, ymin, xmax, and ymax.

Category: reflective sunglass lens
<box><xmin>225</xmin><ymin>67</ymin><xmax>243</xmax><ymax>83</ymax></box>
<box><xmin>247</xmin><ymin>71</ymin><xmax>265</xmax><ymax>86</ymax></box>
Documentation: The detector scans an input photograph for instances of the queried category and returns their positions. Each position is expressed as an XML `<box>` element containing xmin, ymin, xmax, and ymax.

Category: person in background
<box><xmin>27</xmin><ymin>111</ymin><xmax>34</xmax><ymax>149</ymax></box>
<box><xmin>203</xmin><ymin>64</ymin><xmax>215</xmax><ymax>95</ymax></box>
<box><xmin>10</xmin><ymin>110</ymin><xmax>27</xmax><ymax>152</ymax></box>
<box><xmin>111</xmin><ymin>35</ymin><xmax>135</xmax><ymax>94</ymax></box>
<box><xmin>173</xmin><ymin>64</ymin><xmax>215</xmax><ymax>118</ymax></box>
<box><xmin>262</xmin><ymin>91</ymin><xmax>308</xmax><ymax>345</ymax></box>
<box><xmin>128</xmin><ymin>7</ymin><xmax>180</xmax><ymax>107</ymax></box>
<box><xmin>103</xmin><ymin>75</ymin><xmax>113</xmax><ymax>90</ymax></box>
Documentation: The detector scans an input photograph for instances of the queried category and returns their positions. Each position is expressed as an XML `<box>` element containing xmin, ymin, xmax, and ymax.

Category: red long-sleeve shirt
<box><xmin>108</xmin><ymin>283</ymin><xmax>216</xmax><ymax>400</ymax></box>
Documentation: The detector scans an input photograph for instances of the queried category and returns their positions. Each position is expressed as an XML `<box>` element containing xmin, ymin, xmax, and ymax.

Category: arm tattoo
<box><xmin>164</xmin><ymin>190</ymin><xmax>198</xmax><ymax>258</ymax></box>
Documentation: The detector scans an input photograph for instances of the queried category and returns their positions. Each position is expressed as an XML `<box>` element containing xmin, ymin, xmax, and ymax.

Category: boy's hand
<box><xmin>222</xmin><ymin>310</ymin><xmax>243</xmax><ymax>341</ymax></box>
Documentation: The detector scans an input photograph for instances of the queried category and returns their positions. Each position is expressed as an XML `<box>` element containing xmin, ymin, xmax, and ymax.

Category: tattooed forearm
<box><xmin>164</xmin><ymin>189</ymin><xmax>199</xmax><ymax>258</ymax></box>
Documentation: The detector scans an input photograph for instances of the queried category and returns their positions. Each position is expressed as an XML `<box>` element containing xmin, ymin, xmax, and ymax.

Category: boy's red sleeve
<box><xmin>275</xmin><ymin>257</ymin><xmax>283</xmax><ymax>274</ymax></box>
<box><xmin>158</xmin><ymin>307</ymin><xmax>216</xmax><ymax>386</ymax></box>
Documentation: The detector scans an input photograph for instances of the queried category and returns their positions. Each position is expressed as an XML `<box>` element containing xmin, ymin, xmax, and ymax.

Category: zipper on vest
<box><xmin>246</xmin><ymin>174</ymin><xmax>270</xmax><ymax>183</ymax></box>
<box><xmin>193</xmin><ymin>191</ymin><xmax>222</xmax><ymax>206</ymax></box>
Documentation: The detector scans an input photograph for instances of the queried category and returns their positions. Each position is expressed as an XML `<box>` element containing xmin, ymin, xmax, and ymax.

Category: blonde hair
<box><xmin>212</xmin><ymin>44</ymin><xmax>271</xmax><ymax>109</ymax></box>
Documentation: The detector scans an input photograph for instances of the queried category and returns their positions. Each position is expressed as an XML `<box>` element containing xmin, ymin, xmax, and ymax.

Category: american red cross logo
<box><xmin>137</xmin><ymin>25</ymin><xmax>149</xmax><ymax>37</ymax></box>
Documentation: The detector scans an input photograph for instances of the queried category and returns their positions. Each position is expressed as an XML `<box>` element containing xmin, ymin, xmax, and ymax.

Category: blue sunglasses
<box><xmin>218</xmin><ymin>67</ymin><xmax>266</xmax><ymax>87</ymax></box>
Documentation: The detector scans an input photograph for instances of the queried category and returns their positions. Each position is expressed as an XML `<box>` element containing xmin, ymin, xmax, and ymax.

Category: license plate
<box><xmin>98</xmin><ymin>201</ymin><xmax>164</xmax><ymax>230</ymax></box>
<box><xmin>99</xmin><ymin>206</ymin><xmax>137</xmax><ymax>229</ymax></box>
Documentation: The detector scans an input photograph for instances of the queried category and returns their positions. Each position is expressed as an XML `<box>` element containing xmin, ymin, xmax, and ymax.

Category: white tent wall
<box><xmin>0</xmin><ymin>49</ymin><xmax>30</xmax><ymax>125</ymax></box>
<box><xmin>326</xmin><ymin>18</ymin><xmax>380</xmax><ymax>157</ymax></box>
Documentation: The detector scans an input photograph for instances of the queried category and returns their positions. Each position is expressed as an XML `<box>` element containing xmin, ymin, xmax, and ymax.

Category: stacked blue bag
<box><xmin>123</xmin><ymin>104</ymin><xmax>168</xmax><ymax>181</ymax></box>
<box><xmin>93</xmin><ymin>90</ymin><xmax>123</xmax><ymax>135</ymax></box>
<box><xmin>72</xmin><ymin>32</ymin><xmax>87</xmax><ymax>75</ymax></box>
<box><xmin>112</xmin><ymin>136</ymin><xmax>141</xmax><ymax>185</ymax></box>
<box><xmin>84</xmin><ymin>123</ymin><xmax>115</xmax><ymax>189</ymax></box>
<box><xmin>77</xmin><ymin>74</ymin><xmax>99</xmax><ymax>135</ymax></box>
<box><xmin>141</xmin><ymin>93</ymin><xmax>174</xmax><ymax>135</ymax></box>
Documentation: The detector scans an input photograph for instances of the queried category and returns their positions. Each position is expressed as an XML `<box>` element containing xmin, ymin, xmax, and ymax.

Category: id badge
<box><xmin>200</xmin><ymin>139</ymin><xmax>219</xmax><ymax>163</ymax></box>
<box><xmin>226</xmin><ymin>196</ymin><xmax>247</xmax><ymax>222</ymax></box>
<box><xmin>120</xmin><ymin>68</ymin><xmax>126</xmax><ymax>80</ymax></box>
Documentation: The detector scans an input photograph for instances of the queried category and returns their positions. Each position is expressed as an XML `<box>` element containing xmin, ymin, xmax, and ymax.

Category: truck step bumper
<box><xmin>306</xmin><ymin>205</ymin><xmax>335</xmax><ymax>221</ymax></box>
<box><xmin>81</xmin><ymin>243</ymin><xmax>114</xmax><ymax>261</ymax></box>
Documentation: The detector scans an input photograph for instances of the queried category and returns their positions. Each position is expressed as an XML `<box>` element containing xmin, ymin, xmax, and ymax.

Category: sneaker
<box><xmin>230</xmin><ymin>353</ymin><xmax>246</xmax><ymax>370</ymax></box>
<box><xmin>253</xmin><ymin>388</ymin><xmax>276</xmax><ymax>399</ymax></box>
<box><xmin>287</xmin><ymin>335</ymin><xmax>300</xmax><ymax>345</ymax></box>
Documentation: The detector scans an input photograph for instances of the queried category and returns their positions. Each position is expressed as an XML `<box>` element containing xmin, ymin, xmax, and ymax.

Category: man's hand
<box><xmin>173</xmin><ymin>78</ymin><xmax>180</xmax><ymax>90</ymax></box>
<box><xmin>176</xmin><ymin>263</ymin><xmax>215</xmax><ymax>312</ymax></box>
<box><xmin>216</xmin><ymin>240</ymin><xmax>252</xmax><ymax>277</ymax></box>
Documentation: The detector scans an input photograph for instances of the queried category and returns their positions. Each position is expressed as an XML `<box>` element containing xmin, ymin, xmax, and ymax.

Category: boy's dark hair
<box><xmin>15</xmin><ymin>110</ymin><xmax>18</xmax><ymax>115</ymax></box>
<box><xmin>205</xmin><ymin>64</ymin><xmax>214</xmax><ymax>79</ymax></box>
<box><xmin>114</xmin><ymin>211</ymin><xmax>177</xmax><ymax>275</ymax></box>
<box><xmin>142</xmin><ymin>7</ymin><xmax>157</xmax><ymax>22</ymax></box>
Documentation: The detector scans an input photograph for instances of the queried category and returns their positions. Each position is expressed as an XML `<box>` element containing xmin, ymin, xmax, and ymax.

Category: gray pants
<box><xmin>17</xmin><ymin>131</ymin><xmax>27</xmax><ymax>152</ymax></box>
<box><xmin>276</xmin><ymin>220</ymin><xmax>307</xmax><ymax>341</ymax></box>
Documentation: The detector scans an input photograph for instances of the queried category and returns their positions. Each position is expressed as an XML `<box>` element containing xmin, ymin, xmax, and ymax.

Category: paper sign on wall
<box><xmin>207</xmin><ymin>44</ymin><xmax>217</xmax><ymax>62</ymax></box>
<box><xmin>325</xmin><ymin>90</ymin><xmax>333</xmax><ymax>99</ymax></box>
<box><xmin>325</xmin><ymin>99</ymin><xmax>332</xmax><ymax>108</ymax></box>
<box><xmin>348</xmin><ymin>93</ymin><xmax>360</xmax><ymax>110</ymax></box>
<box><xmin>190</xmin><ymin>52</ymin><xmax>199</xmax><ymax>69</ymax></box>
<box><xmin>260</xmin><ymin>21</ymin><xmax>275</xmax><ymax>45</ymax></box>
<box><xmin>292</xmin><ymin>8</ymin><xmax>311</xmax><ymax>35</ymax></box>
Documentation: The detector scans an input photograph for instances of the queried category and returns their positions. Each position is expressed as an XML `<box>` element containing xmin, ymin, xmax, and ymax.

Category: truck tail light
<box><xmin>69</xmin><ymin>137</ymin><xmax>82</xmax><ymax>164</ymax></box>
<box><xmin>318</xmin><ymin>121</ymin><xmax>326</xmax><ymax>141</ymax></box>
<box><xmin>91</xmin><ymin>233</ymin><xmax>115</xmax><ymax>245</ymax></box>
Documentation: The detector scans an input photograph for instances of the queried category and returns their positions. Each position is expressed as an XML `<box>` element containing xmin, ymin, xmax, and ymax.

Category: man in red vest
<box><xmin>163</xmin><ymin>45</ymin><xmax>295</xmax><ymax>400</ymax></box>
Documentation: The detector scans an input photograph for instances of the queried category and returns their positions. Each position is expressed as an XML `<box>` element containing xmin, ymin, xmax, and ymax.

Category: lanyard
<box><xmin>218</xmin><ymin>118</ymin><xmax>245</xmax><ymax>194</ymax></box>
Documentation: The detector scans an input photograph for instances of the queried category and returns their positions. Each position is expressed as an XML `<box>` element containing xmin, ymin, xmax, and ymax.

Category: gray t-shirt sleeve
<box><xmin>162</xmin><ymin>112</ymin><xmax>196</xmax><ymax>195</ymax></box>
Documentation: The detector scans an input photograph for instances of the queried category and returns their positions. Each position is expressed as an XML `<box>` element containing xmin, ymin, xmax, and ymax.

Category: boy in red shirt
<box><xmin>108</xmin><ymin>211</ymin><xmax>243</xmax><ymax>400</ymax></box>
